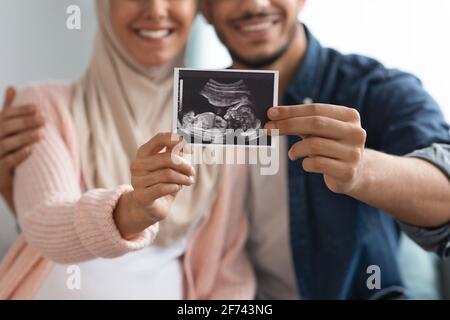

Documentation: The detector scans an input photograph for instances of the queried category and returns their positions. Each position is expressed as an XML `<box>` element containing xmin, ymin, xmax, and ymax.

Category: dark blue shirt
<box><xmin>285</xmin><ymin>25</ymin><xmax>450</xmax><ymax>299</ymax></box>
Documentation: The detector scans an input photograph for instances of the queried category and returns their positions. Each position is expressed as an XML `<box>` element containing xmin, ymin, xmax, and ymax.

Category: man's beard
<box><xmin>217</xmin><ymin>22</ymin><xmax>299</xmax><ymax>69</ymax></box>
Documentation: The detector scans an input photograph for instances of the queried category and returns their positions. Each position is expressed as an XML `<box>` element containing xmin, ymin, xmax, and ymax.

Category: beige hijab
<box><xmin>71</xmin><ymin>0</ymin><xmax>222</xmax><ymax>246</ymax></box>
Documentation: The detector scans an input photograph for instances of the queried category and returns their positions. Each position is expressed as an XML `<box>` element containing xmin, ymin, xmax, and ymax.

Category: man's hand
<box><xmin>266</xmin><ymin>103</ymin><xmax>450</xmax><ymax>227</ymax></box>
<box><xmin>265</xmin><ymin>104</ymin><xmax>367</xmax><ymax>194</ymax></box>
<box><xmin>0</xmin><ymin>87</ymin><xmax>45</xmax><ymax>211</ymax></box>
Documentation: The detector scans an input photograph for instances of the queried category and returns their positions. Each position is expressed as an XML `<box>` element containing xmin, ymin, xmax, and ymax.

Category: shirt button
<box><xmin>303</xmin><ymin>97</ymin><xmax>314</xmax><ymax>104</ymax></box>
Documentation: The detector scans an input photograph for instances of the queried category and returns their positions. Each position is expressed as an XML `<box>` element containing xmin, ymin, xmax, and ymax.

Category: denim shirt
<box><xmin>285</xmin><ymin>26</ymin><xmax>450</xmax><ymax>299</ymax></box>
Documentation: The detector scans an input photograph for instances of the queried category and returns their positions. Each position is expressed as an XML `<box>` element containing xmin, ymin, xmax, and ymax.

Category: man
<box><xmin>199</xmin><ymin>0</ymin><xmax>450</xmax><ymax>299</ymax></box>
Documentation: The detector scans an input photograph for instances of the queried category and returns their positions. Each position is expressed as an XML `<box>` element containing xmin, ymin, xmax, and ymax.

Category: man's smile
<box><xmin>231</xmin><ymin>15</ymin><xmax>282</xmax><ymax>40</ymax></box>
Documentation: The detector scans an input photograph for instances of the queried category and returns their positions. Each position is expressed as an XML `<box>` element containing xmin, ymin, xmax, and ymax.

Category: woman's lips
<box><xmin>139</xmin><ymin>29</ymin><xmax>170</xmax><ymax>39</ymax></box>
<box><xmin>134</xmin><ymin>28</ymin><xmax>175</xmax><ymax>41</ymax></box>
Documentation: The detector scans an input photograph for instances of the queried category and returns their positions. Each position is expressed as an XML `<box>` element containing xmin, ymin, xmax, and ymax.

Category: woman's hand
<box><xmin>0</xmin><ymin>87</ymin><xmax>45</xmax><ymax>211</ymax></box>
<box><xmin>114</xmin><ymin>132</ymin><xmax>195</xmax><ymax>239</ymax></box>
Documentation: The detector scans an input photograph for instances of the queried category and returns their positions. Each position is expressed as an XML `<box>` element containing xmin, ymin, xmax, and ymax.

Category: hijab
<box><xmin>71</xmin><ymin>0</ymin><xmax>222</xmax><ymax>246</ymax></box>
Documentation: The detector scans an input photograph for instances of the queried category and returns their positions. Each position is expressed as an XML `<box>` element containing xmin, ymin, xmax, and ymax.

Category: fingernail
<box><xmin>6</xmin><ymin>87</ymin><xmax>15</xmax><ymax>100</ymax></box>
<box><xmin>265</xmin><ymin>122</ymin><xmax>275</xmax><ymax>130</ymax></box>
<box><xmin>268</xmin><ymin>108</ymin><xmax>279</xmax><ymax>118</ymax></box>
<box><xmin>288</xmin><ymin>149</ymin><xmax>294</xmax><ymax>161</ymax></box>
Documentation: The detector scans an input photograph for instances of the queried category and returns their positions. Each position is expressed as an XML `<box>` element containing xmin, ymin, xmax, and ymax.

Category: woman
<box><xmin>0</xmin><ymin>0</ymin><xmax>255</xmax><ymax>300</ymax></box>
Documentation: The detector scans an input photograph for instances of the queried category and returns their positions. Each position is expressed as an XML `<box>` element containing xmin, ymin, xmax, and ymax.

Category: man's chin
<box><xmin>229</xmin><ymin>45</ymin><xmax>290</xmax><ymax>69</ymax></box>
<box><xmin>225</xmin><ymin>24</ymin><xmax>299</xmax><ymax>69</ymax></box>
<box><xmin>231</xmin><ymin>54</ymin><xmax>274</xmax><ymax>68</ymax></box>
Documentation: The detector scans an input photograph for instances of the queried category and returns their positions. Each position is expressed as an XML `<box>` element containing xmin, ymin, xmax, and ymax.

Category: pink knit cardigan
<box><xmin>0</xmin><ymin>82</ymin><xmax>255</xmax><ymax>300</ymax></box>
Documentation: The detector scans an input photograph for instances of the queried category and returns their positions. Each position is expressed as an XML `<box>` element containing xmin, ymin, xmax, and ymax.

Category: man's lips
<box><xmin>233</xmin><ymin>16</ymin><xmax>282</xmax><ymax>33</ymax></box>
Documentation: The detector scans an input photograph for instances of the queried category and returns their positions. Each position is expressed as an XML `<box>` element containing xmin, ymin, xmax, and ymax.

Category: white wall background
<box><xmin>0</xmin><ymin>0</ymin><xmax>96</xmax><ymax>95</ymax></box>
<box><xmin>302</xmin><ymin>0</ymin><xmax>450</xmax><ymax>121</ymax></box>
<box><xmin>1</xmin><ymin>1</ymin><xmax>449</xmax><ymax>260</ymax></box>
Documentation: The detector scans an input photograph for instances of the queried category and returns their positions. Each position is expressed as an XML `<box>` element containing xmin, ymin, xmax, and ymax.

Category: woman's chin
<box><xmin>134</xmin><ymin>51</ymin><xmax>180</xmax><ymax>68</ymax></box>
<box><xmin>136</xmin><ymin>56</ymin><xmax>171</xmax><ymax>68</ymax></box>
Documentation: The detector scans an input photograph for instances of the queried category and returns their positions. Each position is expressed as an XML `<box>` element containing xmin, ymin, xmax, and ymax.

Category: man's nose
<box><xmin>144</xmin><ymin>0</ymin><xmax>169</xmax><ymax>21</ymax></box>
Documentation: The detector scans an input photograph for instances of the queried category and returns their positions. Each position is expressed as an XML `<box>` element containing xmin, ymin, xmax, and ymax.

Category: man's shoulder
<box><xmin>319</xmin><ymin>47</ymin><xmax>426</xmax><ymax>108</ymax></box>
<box><xmin>324</xmin><ymin>48</ymin><xmax>410</xmax><ymax>85</ymax></box>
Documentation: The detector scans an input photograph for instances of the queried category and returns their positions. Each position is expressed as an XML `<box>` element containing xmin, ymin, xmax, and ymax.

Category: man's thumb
<box><xmin>3</xmin><ymin>86</ymin><xmax>17</xmax><ymax>109</ymax></box>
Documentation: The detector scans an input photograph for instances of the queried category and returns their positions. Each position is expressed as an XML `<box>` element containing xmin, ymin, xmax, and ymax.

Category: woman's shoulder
<box><xmin>13</xmin><ymin>80</ymin><xmax>76</xmax><ymax>125</ymax></box>
<box><xmin>14</xmin><ymin>80</ymin><xmax>74</xmax><ymax>103</ymax></box>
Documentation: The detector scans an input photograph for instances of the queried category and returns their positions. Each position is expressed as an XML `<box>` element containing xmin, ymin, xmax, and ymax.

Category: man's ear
<box><xmin>199</xmin><ymin>0</ymin><xmax>213</xmax><ymax>25</ymax></box>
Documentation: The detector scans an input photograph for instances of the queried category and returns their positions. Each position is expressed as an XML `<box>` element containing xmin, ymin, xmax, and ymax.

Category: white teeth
<box><xmin>139</xmin><ymin>29</ymin><xmax>170</xmax><ymax>39</ymax></box>
<box><xmin>241</xmin><ymin>22</ymin><xmax>273</xmax><ymax>32</ymax></box>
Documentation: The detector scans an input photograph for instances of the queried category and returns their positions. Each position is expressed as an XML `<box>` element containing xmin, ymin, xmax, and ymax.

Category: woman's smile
<box><xmin>111</xmin><ymin>0</ymin><xmax>196</xmax><ymax>67</ymax></box>
<box><xmin>133</xmin><ymin>27</ymin><xmax>176</xmax><ymax>44</ymax></box>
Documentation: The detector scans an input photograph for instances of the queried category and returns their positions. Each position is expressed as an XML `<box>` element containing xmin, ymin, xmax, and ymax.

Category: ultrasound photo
<box><xmin>173</xmin><ymin>68</ymin><xmax>278</xmax><ymax>146</ymax></box>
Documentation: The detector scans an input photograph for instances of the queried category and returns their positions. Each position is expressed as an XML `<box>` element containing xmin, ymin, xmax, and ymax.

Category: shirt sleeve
<box><xmin>13</xmin><ymin>85</ymin><xmax>159</xmax><ymax>264</ymax></box>
<box><xmin>365</xmin><ymin>69</ymin><xmax>450</xmax><ymax>155</ymax></box>
<box><xmin>398</xmin><ymin>143</ymin><xmax>450</xmax><ymax>258</ymax></box>
<box><xmin>364</xmin><ymin>69</ymin><xmax>450</xmax><ymax>258</ymax></box>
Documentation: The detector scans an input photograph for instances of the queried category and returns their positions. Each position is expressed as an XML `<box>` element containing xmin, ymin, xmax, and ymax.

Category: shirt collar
<box><xmin>284</xmin><ymin>25</ymin><xmax>324</xmax><ymax>104</ymax></box>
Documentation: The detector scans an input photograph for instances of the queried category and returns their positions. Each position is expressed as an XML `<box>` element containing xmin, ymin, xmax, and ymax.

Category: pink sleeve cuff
<box><xmin>74</xmin><ymin>185</ymin><xmax>159</xmax><ymax>259</ymax></box>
